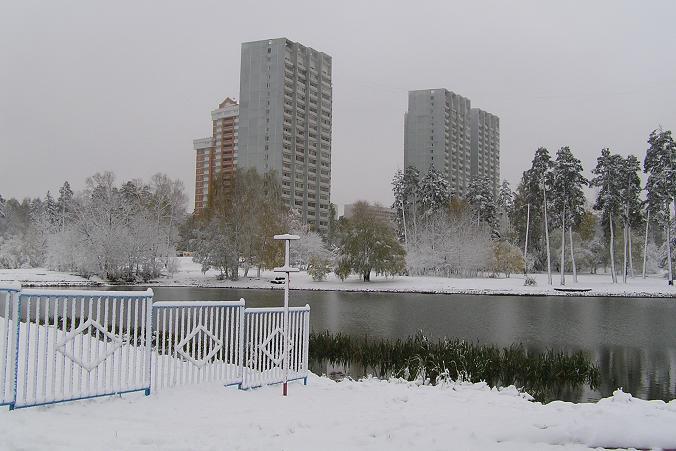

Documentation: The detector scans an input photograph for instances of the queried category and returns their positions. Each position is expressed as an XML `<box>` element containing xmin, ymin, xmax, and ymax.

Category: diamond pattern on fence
<box><xmin>151</xmin><ymin>301</ymin><xmax>245</xmax><ymax>391</ymax></box>
<box><xmin>12</xmin><ymin>289</ymin><xmax>154</xmax><ymax>409</ymax></box>
<box><xmin>241</xmin><ymin>306</ymin><xmax>310</xmax><ymax>389</ymax></box>
<box><xmin>175</xmin><ymin>325</ymin><xmax>223</xmax><ymax>369</ymax></box>
<box><xmin>56</xmin><ymin>319</ymin><xmax>124</xmax><ymax>372</ymax></box>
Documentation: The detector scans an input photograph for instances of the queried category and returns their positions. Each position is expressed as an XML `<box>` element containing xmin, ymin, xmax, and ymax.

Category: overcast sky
<box><xmin>2</xmin><ymin>0</ymin><xmax>675</xmax><ymax>212</ymax></box>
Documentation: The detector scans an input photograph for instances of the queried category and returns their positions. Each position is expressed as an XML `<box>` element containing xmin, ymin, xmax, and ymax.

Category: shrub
<box><xmin>308</xmin><ymin>255</ymin><xmax>332</xmax><ymax>281</ymax></box>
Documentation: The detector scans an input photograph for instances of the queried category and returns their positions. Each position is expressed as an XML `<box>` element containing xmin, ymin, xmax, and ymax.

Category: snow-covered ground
<box><xmin>2</xmin><ymin>257</ymin><xmax>674</xmax><ymax>297</ymax></box>
<box><xmin>1</xmin><ymin>374</ymin><xmax>675</xmax><ymax>450</ymax></box>
<box><xmin>0</xmin><ymin>267</ymin><xmax>99</xmax><ymax>287</ymax></box>
<box><xmin>155</xmin><ymin>258</ymin><xmax>675</xmax><ymax>298</ymax></box>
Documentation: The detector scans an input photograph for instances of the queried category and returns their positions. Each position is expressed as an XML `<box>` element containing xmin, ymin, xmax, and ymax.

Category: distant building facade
<box><xmin>192</xmin><ymin>97</ymin><xmax>239</xmax><ymax>214</ymax></box>
<box><xmin>404</xmin><ymin>88</ymin><xmax>499</xmax><ymax>197</ymax></box>
<box><xmin>404</xmin><ymin>89</ymin><xmax>472</xmax><ymax>195</ymax></box>
<box><xmin>343</xmin><ymin>202</ymin><xmax>395</xmax><ymax>224</ymax></box>
<box><xmin>238</xmin><ymin>38</ymin><xmax>332</xmax><ymax>232</ymax></box>
<box><xmin>470</xmin><ymin>108</ymin><xmax>500</xmax><ymax>196</ymax></box>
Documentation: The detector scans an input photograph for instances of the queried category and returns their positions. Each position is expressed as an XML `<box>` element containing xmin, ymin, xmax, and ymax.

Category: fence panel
<box><xmin>0</xmin><ymin>283</ymin><xmax>21</xmax><ymax>406</ymax></box>
<box><xmin>12</xmin><ymin>289</ymin><xmax>153</xmax><ymax>409</ymax></box>
<box><xmin>242</xmin><ymin>305</ymin><xmax>310</xmax><ymax>389</ymax></box>
<box><xmin>152</xmin><ymin>300</ymin><xmax>245</xmax><ymax>390</ymax></box>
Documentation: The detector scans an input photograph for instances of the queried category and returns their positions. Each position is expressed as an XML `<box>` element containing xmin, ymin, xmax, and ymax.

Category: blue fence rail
<box><xmin>0</xmin><ymin>284</ymin><xmax>310</xmax><ymax>410</ymax></box>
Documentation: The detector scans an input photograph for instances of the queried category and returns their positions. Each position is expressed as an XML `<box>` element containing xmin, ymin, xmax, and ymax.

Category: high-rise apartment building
<box><xmin>238</xmin><ymin>38</ymin><xmax>332</xmax><ymax>232</ymax></box>
<box><xmin>470</xmin><ymin>108</ymin><xmax>500</xmax><ymax>196</ymax></box>
<box><xmin>404</xmin><ymin>89</ymin><xmax>500</xmax><ymax>197</ymax></box>
<box><xmin>404</xmin><ymin>89</ymin><xmax>472</xmax><ymax>195</ymax></box>
<box><xmin>192</xmin><ymin>97</ymin><xmax>239</xmax><ymax>214</ymax></box>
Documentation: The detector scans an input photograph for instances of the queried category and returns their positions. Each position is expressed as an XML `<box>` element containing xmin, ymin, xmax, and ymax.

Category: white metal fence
<box><xmin>0</xmin><ymin>283</ymin><xmax>21</xmax><ymax>406</ymax></box>
<box><xmin>152</xmin><ymin>300</ymin><xmax>245</xmax><ymax>390</ymax></box>
<box><xmin>12</xmin><ymin>289</ymin><xmax>154</xmax><ymax>409</ymax></box>
<box><xmin>0</xmin><ymin>285</ymin><xmax>310</xmax><ymax>409</ymax></box>
<box><xmin>242</xmin><ymin>306</ymin><xmax>310</xmax><ymax>389</ymax></box>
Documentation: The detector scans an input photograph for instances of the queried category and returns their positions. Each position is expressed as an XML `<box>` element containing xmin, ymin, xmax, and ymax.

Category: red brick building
<box><xmin>193</xmin><ymin>97</ymin><xmax>239</xmax><ymax>214</ymax></box>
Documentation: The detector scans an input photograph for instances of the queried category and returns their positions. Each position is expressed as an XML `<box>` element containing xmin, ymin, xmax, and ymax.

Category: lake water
<box><xmin>110</xmin><ymin>286</ymin><xmax>676</xmax><ymax>402</ymax></box>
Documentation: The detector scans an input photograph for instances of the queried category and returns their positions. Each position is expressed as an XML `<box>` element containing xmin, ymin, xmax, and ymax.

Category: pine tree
<box><xmin>464</xmin><ymin>176</ymin><xmax>497</xmax><ymax>229</ymax></box>
<box><xmin>497</xmin><ymin>180</ymin><xmax>514</xmax><ymax>216</ymax></box>
<box><xmin>618</xmin><ymin>155</ymin><xmax>643</xmax><ymax>281</ymax></box>
<box><xmin>391</xmin><ymin>166</ymin><xmax>421</xmax><ymax>244</ymax></box>
<box><xmin>551</xmin><ymin>147</ymin><xmax>588</xmax><ymax>284</ymax></box>
<box><xmin>591</xmin><ymin>148</ymin><xmax>623</xmax><ymax>283</ymax></box>
<box><xmin>418</xmin><ymin>167</ymin><xmax>451</xmax><ymax>220</ymax></box>
<box><xmin>514</xmin><ymin>148</ymin><xmax>553</xmax><ymax>283</ymax></box>
<box><xmin>57</xmin><ymin>181</ymin><xmax>74</xmax><ymax>232</ymax></box>
<box><xmin>45</xmin><ymin>191</ymin><xmax>59</xmax><ymax>226</ymax></box>
<box><xmin>644</xmin><ymin>129</ymin><xmax>676</xmax><ymax>285</ymax></box>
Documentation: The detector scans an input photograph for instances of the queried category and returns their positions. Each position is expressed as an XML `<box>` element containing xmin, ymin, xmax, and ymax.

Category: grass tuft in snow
<box><xmin>309</xmin><ymin>331</ymin><xmax>600</xmax><ymax>402</ymax></box>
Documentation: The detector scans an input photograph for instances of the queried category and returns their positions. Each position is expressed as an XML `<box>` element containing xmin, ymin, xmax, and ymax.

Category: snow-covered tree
<box><xmin>336</xmin><ymin>201</ymin><xmax>405</xmax><ymax>281</ymax></box>
<box><xmin>591</xmin><ymin>148</ymin><xmax>623</xmax><ymax>283</ymax></box>
<box><xmin>192</xmin><ymin>168</ymin><xmax>286</xmax><ymax>280</ymax></box>
<box><xmin>491</xmin><ymin>240</ymin><xmax>524</xmax><ymax>278</ymax></box>
<box><xmin>512</xmin><ymin>147</ymin><xmax>554</xmax><ymax>282</ymax></box>
<box><xmin>57</xmin><ymin>181</ymin><xmax>74</xmax><ymax>232</ymax></box>
<box><xmin>288</xmin><ymin>208</ymin><xmax>334</xmax><ymax>270</ymax></box>
<box><xmin>497</xmin><ymin>180</ymin><xmax>514</xmax><ymax>216</ymax></box>
<box><xmin>464</xmin><ymin>176</ymin><xmax>497</xmax><ymax>229</ymax></box>
<box><xmin>418</xmin><ymin>167</ymin><xmax>451</xmax><ymax>220</ymax></box>
<box><xmin>617</xmin><ymin>155</ymin><xmax>644</xmax><ymax>281</ymax></box>
<box><xmin>643</xmin><ymin>129</ymin><xmax>675</xmax><ymax>285</ymax></box>
<box><xmin>392</xmin><ymin>166</ymin><xmax>420</xmax><ymax>243</ymax></box>
<box><xmin>550</xmin><ymin>146</ymin><xmax>588</xmax><ymax>284</ymax></box>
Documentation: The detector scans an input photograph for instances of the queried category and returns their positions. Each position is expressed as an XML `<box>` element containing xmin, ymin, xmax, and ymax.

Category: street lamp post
<box><xmin>273</xmin><ymin>233</ymin><xmax>300</xmax><ymax>396</ymax></box>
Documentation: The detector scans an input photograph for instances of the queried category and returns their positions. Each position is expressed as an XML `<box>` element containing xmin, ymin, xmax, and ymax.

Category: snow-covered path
<box><xmin>1</xmin><ymin>374</ymin><xmax>675</xmax><ymax>450</ymax></box>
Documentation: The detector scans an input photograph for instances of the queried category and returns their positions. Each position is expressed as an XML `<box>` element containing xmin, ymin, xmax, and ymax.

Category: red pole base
<box><xmin>283</xmin><ymin>382</ymin><xmax>288</xmax><ymax>396</ymax></box>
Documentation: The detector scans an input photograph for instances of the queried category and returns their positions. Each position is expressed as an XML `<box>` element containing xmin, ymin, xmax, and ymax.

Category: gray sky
<box><xmin>2</xmin><ymin>0</ymin><xmax>675</xmax><ymax>212</ymax></box>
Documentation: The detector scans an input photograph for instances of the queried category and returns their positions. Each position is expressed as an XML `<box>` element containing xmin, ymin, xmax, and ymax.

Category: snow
<box><xmin>0</xmin><ymin>267</ymin><xmax>99</xmax><ymax>287</ymax></box>
<box><xmin>0</xmin><ymin>374</ymin><xmax>675</xmax><ymax>450</ymax></box>
<box><xmin>2</xmin><ymin>257</ymin><xmax>674</xmax><ymax>297</ymax></box>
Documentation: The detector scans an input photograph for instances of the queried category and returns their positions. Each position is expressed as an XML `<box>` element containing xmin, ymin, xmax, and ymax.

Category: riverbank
<box><xmin>2</xmin><ymin>257</ymin><xmax>674</xmax><ymax>297</ymax></box>
<box><xmin>1</xmin><ymin>374</ymin><xmax>675</xmax><ymax>450</ymax></box>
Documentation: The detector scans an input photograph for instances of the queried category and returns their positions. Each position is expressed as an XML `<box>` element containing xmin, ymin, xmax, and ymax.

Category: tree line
<box><xmin>1</xmin><ymin>173</ymin><xmax>187</xmax><ymax>281</ymax></box>
<box><xmin>1</xmin><ymin>128</ymin><xmax>673</xmax><ymax>285</ymax></box>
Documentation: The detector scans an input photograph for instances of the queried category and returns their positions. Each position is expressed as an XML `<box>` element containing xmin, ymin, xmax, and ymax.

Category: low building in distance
<box><xmin>192</xmin><ymin>97</ymin><xmax>239</xmax><ymax>214</ymax></box>
<box><xmin>343</xmin><ymin>202</ymin><xmax>395</xmax><ymax>225</ymax></box>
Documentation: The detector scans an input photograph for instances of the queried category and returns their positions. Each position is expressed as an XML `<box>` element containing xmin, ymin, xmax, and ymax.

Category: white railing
<box><xmin>152</xmin><ymin>300</ymin><xmax>244</xmax><ymax>390</ymax></box>
<box><xmin>12</xmin><ymin>289</ymin><xmax>153</xmax><ymax>409</ymax></box>
<box><xmin>0</xmin><ymin>283</ymin><xmax>20</xmax><ymax>406</ymax></box>
<box><xmin>242</xmin><ymin>306</ymin><xmax>310</xmax><ymax>389</ymax></box>
<box><xmin>0</xmin><ymin>286</ymin><xmax>311</xmax><ymax>409</ymax></box>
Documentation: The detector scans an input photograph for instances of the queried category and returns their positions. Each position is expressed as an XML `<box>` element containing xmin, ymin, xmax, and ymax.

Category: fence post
<box><xmin>238</xmin><ymin>298</ymin><xmax>245</xmax><ymax>388</ymax></box>
<box><xmin>6</xmin><ymin>283</ymin><xmax>21</xmax><ymax>411</ymax></box>
<box><xmin>144</xmin><ymin>289</ymin><xmax>154</xmax><ymax>396</ymax></box>
<box><xmin>303</xmin><ymin>305</ymin><xmax>310</xmax><ymax>385</ymax></box>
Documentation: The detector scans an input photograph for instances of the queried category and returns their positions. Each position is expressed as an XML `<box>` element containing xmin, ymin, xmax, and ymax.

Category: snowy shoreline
<box><xmin>2</xmin><ymin>257</ymin><xmax>674</xmax><ymax>298</ymax></box>
<box><xmin>1</xmin><ymin>373</ymin><xmax>675</xmax><ymax>450</ymax></box>
<box><xmin>144</xmin><ymin>280</ymin><xmax>676</xmax><ymax>298</ymax></box>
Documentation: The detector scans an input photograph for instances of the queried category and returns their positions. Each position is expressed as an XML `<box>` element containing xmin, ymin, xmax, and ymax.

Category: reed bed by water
<box><xmin>309</xmin><ymin>331</ymin><xmax>600</xmax><ymax>401</ymax></box>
